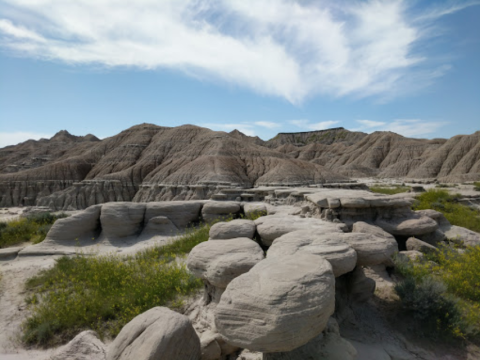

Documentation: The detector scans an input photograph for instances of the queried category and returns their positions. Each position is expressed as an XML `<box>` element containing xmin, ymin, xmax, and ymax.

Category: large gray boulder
<box><xmin>202</xmin><ymin>201</ymin><xmax>241</xmax><ymax>223</ymax></box>
<box><xmin>215</xmin><ymin>253</ymin><xmax>335</xmax><ymax>353</ymax></box>
<box><xmin>106</xmin><ymin>307</ymin><xmax>200</xmax><ymax>360</ymax></box>
<box><xmin>145</xmin><ymin>201</ymin><xmax>204</xmax><ymax>229</ymax></box>
<box><xmin>209</xmin><ymin>219</ymin><xmax>256</xmax><ymax>240</ymax></box>
<box><xmin>375</xmin><ymin>214</ymin><xmax>438</xmax><ymax>236</ymax></box>
<box><xmin>267</xmin><ymin>230</ymin><xmax>357</xmax><ymax>277</ymax></box>
<box><xmin>46</xmin><ymin>204</ymin><xmax>101</xmax><ymax>242</ymax></box>
<box><xmin>51</xmin><ymin>330</ymin><xmax>106</xmax><ymax>360</ymax></box>
<box><xmin>341</xmin><ymin>233</ymin><xmax>398</xmax><ymax>266</ymax></box>
<box><xmin>254</xmin><ymin>216</ymin><xmax>346</xmax><ymax>246</ymax></box>
<box><xmin>406</xmin><ymin>237</ymin><xmax>438</xmax><ymax>255</ymax></box>
<box><xmin>187</xmin><ymin>238</ymin><xmax>264</xmax><ymax>288</ymax></box>
<box><xmin>100</xmin><ymin>202</ymin><xmax>146</xmax><ymax>238</ymax></box>
<box><xmin>352</xmin><ymin>222</ymin><xmax>395</xmax><ymax>241</ymax></box>
<box><xmin>441</xmin><ymin>225</ymin><xmax>480</xmax><ymax>246</ymax></box>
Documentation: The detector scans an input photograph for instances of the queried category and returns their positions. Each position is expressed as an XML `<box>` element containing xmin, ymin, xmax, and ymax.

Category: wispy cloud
<box><xmin>354</xmin><ymin>119</ymin><xmax>448</xmax><ymax>137</ymax></box>
<box><xmin>0</xmin><ymin>0</ymin><xmax>477</xmax><ymax>103</ymax></box>
<box><xmin>290</xmin><ymin>120</ymin><xmax>340</xmax><ymax>130</ymax></box>
<box><xmin>0</xmin><ymin>131</ymin><xmax>53</xmax><ymax>148</ymax></box>
<box><xmin>254</xmin><ymin>121</ymin><xmax>281</xmax><ymax>129</ymax></box>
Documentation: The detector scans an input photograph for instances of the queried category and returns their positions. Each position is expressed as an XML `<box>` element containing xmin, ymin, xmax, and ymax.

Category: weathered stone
<box><xmin>254</xmin><ymin>216</ymin><xmax>345</xmax><ymax>246</ymax></box>
<box><xmin>415</xmin><ymin>209</ymin><xmax>450</xmax><ymax>226</ymax></box>
<box><xmin>100</xmin><ymin>202</ymin><xmax>146</xmax><ymax>238</ymax></box>
<box><xmin>441</xmin><ymin>225</ymin><xmax>480</xmax><ymax>246</ymax></box>
<box><xmin>215</xmin><ymin>253</ymin><xmax>335</xmax><ymax>353</ymax></box>
<box><xmin>46</xmin><ymin>204</ymin><xmax>101</xmax><ymax>242</ymax></box>
<box><xmin>200</xmin><ymin>331</ymin><xmax>221</xmax><ymax>360</ymax></box>
<box><xmin>209</xmin><ymin>219</ymin><xmax>256</xmax><ymax>240</ymax></box>
<box><xmin>51</xmin><ymin>330</ymin><xmax>106</xmax><ymax>360</ymax></box>
<box><xmin>187</xmin><ymin>238</ymin><xmax>264</xmax><ymax>288</ymax></box>
<box><xmin>145</xmin><ymin>201</ymin><xmax>204</xmax><ymax>229</ymax></box>
<box><xmin>406</xmin><ymin>237</ymin><xmax>438</xmax><ymax>255</ymax></box>
<box><xmin>348</xmin><ymin>267</ymin><xmax>375</xmax><ymax>303</ymax></box>
<box><xmin>352</xmin><ymin>222</ymin><xmax>395</xmax><ymax>241</ymax></box>
<box><xmin>106</xmin><ymin>307</ymin><xmax>200</xmax><ymax>360</ymax></box>
<box><xmin>267</xmin><ymin>230</ymin><xmax>357</xmax><ymax>277</ymax></box>
<box><xmin>341</xmin><ymin>233</ymin><xmax>398</xmax><ymax>267</ymax></box>
<box><xmin>202</xmin><ymin>201</ymin><xmax>241</xmax><ymax>223</ymax></box>
<box><xmin>375</xmin><ymin>215</ymin><xmax>438</xmax><ymax>236</ymax></box>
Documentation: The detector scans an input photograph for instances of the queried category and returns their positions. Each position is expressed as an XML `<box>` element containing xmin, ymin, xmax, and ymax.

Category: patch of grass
<box><xmin>369</xmin><ymin>185</ymin><xmax>411</xmax><ymax>195</ymax></box>
<box><xmin>243</xmin><ymin>210</ymin><xmax>268</xmax><ymax>221</ymax></box>
<box><xmin>394</xmin><ymin>245</ymin><xmax>480</xmax><ymax>340</ymax></box>
<box><xmin>474</xmin><ymin>182</ymin><xmax>480</xmax><ymax>191</ymax></box>
<box><xmin>0</xmin><ymin>212</ymin><xmax>68</xmax><ymax>248</ymax></box>
<box><xmin>22</xmin><ymin>223</ymin><xmax>212</xmax><ymax>347</ymax></box>
<box><xmin>413</xmin><ymin>190</ymin><xmax>480</xmax><ymax>232</ymax></box>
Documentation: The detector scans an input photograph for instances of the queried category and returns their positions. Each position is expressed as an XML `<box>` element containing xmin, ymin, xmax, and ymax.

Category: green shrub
<box><xmin>474</xmin><ymin>182</ymin><xmax>480</xmax><ymax>191</ymax></box>
<box><xmin>22</xmin><ymin>223</ymin><xmax>212</xmax><ymax>347</ymax></box>
<box><xmin>413</xmin><ymin>190</ymin><xmax>480</xmax><ymax>232</ymax></box>
<box><xmin>0</xmin><ymin>212</ymin><xmax>68</xmax><ymax>248</ymax></box>
<box><xmin>244</xmin><ymin>210</ymin><xmax>268</xmax><ymax>221</ymax></box>
<box><xmin>395</xmin><ymin>277</ymin><xmax>462</xmax><ymax>336</ymax></box>
<box><xmin>393</xmin><ymin>246</ymin><xmax>480</xmax><ymax>339</ymax></box>
<box><xmin>369</xmin><ymin>185</ymin><xmax>411</xmax><ymax>195</ymax></box>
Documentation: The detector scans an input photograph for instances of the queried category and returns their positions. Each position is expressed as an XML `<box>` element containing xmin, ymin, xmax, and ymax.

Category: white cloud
<box><xmin>356</xmin><ymin>120</ymin><xmax>387</xmax><ymax>128</ymax></box>
<box><xmin>0</xmin><ymin>131</ymin><xmax>53</xmax><ymax>148</ymax></box>
<box><xmin>254</xmin><ymin>121</ymin><xmax>281</xmax><ymax>129</ymax></box>
<box><xmin>384</xmin><ymin>119</ymin><xmax>448</xmax><ymax>137</ymax></box>
<box><xmin>290</xmin><ymin>120</ymin><xmax>340</xmax><ymax>130</ymax></box>
<box><xmin>353</xmin><ymin>119</ymin><xmax>447</xmax><ymax>137</ymax></box>
<box><xmin>0</xmin><ymin>0</ymin><xmax>477</xmax><ymax>102</ymax></box>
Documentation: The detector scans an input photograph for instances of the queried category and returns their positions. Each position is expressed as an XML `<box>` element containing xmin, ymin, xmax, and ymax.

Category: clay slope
<box><xmin>0</xmin><ymin>130</ymin><xmax>99</xmax><ymax>174</ymax></box>
<box><xmin>0</xmin><ymin>124</ymin><xmax>347</xmax><ymax>208</ymax></box>
<box><xmin>266</xmin><ymin>127</ymin><xmax>367</xmax><ymax>147</ymax></box>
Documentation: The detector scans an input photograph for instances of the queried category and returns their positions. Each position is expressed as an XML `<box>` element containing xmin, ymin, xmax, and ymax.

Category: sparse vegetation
<box><xmin>22</xmin><ymin>222</ymin><xmax>214</xmax><ymax>347</ymax></box>
<box><xmin>0</xmin><ymin>212</ymin><xmax>68</xmax><ymax>249</ymax></box>
<box><xmin>413</xmin><ymin>189</ymin><xmax>480</xmax><ymax>232</ymax></box>
<box><xmin>244</xmin><ymin>210</ymin><xmax>268</xmax><ymax>221</ymax></box>
<box><xmin>369</xmin><ymin>185</ymin><xmax>411</xmax><ymax>195</ymax></box>
<box><xmin>474</xmin><ymin>182</ymin><xmax>480</xmax><ymax>191</ymax></box>
<box><xmin>394</xmin><ymin>245</ymin><xmax>480</xmax><ymax>340</ymax></box>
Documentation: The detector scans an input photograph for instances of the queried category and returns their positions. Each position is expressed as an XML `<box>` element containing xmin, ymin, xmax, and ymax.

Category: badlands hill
<box><xmin>0</xmin><ymin>124</ymin><xmax>479</xmax><ymax>209</ymax></box>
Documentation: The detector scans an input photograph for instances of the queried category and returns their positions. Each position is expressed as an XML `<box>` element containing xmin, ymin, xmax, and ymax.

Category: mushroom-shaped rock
<box><xmin>145</xmin><ymin>201</ymin><xmax>204</xmax><ymax>229</ymax></box>
<box><xmin>100</xmin><ymin>202</ymin><xmax>146</xmax><ymax>238</ymax></box>
<box><xmin>138</xmin><ymin>216</ymin><xmax>178</xmax><ymax>240</ymax></box>
<box><xmin>374</xmin><ymin>214</ymin><xmax>438</xmax><ymax>236</ymax></box>
<box><xmin>254</xmin><ymin>216</ymin><xmax>346</xmax><ymax>246</ymax></box>
<box><xmin>341</xmin><ymin>233</ymin><xmax>398</xmax><ymax>266</ymax></box>
<box><xmin>209</xmin><ymin>219</ymin><xmax>256</xmax><ymax>240</ymax></box>
<box><xmin>106</xmin><ymin>307</ymin><xmax>200</xmax><ymax>360</ymax></box>
<box><xmin>214</xmin><ymin>253</ymin><xmax>335</xmax><ymax>353</ymax></box>
<box><xmin>51</xmin><ymin>330</ymin><xmax>106</xmax><ymax>360</ymax></box>
<box><xmin>267</xmin><ymin>230</ymin><xmax>357</xmax><ymax>277</ymax></box>
<box><xmin>46</xmin><ymin>204</ymin><xmax>101</xmax><ymax>242</ymax></box>
<box><xmin>187</xmin><ymin>238</ymin><xmax>264</xmax><ymax>288</ymax></box>
<box><xmin>202</xmin><ymin>201</ymin><xmax>241</xmax><ymax>223</ymax></box>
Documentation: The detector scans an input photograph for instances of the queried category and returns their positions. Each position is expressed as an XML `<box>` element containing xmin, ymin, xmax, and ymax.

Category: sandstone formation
<box><xmin>106</xmin><ymin>307</ymin><xmax>201</xmax><ymax>360</ymax></box>
<box><xmin>187</xmin><ymin>238</ymin><xmax>264</xmax><ymax>288</ymax></box>
<box><xmin>214</xmin><ymin>253</ymin><xmax>335</xmax><ymax>353</ymax></box>
<box><xmin>209</xmin><ymin>219</ymin><xmax>256</xmax><ymax>240</ymax></box>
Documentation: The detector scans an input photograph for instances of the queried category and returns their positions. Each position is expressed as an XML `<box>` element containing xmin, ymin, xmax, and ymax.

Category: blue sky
<box><xmin>0</xmin><ymin>0</ymin><xmax>479</xmax><ymax>147</ymax></box>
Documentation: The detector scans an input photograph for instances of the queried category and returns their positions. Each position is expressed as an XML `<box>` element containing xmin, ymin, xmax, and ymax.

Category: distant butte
<box><xmin>0</xmin><ymin>123</ymin><xmax>479</xmax><ymax>209</ymax></box>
